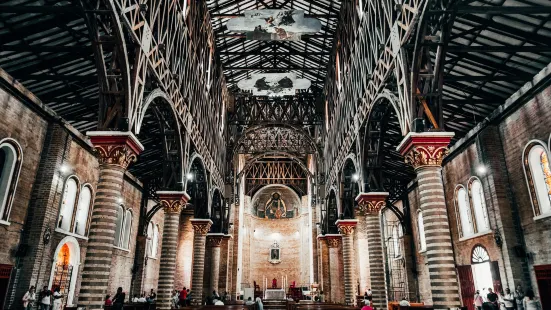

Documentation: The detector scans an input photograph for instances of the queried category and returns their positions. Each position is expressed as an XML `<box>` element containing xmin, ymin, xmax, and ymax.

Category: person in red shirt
<box><xmin>104</xmin><ymin>295</ymin><xmax>112</xmax><ymax>306</ymax></box>
<box><xmin>179</xmin><ymin>287</ymin><xmax>187</xmax><ymax>306</ymax></box>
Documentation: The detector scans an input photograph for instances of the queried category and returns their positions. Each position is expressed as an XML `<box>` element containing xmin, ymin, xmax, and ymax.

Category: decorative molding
<box><xmin>336</xmin><ymin>220</ymin><xmax>358</xmax><ymax>235</ymax></box>
<box><xmin>355</xmin><ymin>192</ymin><xmax>389</xmax><ymax>215</ymax></box>
<box><xmin>207</xmin><ymin>233</ymin><xmax>225</xmax><ymax>247</ymax></box>
<box><xmin>157</xmin><ymin>191</ymin><xmax>190</xmax><ymax>214</ymax></box>
<box><xmin>87</xmin><ymin>131</ymin><xmax>144</xmax><ymax>169</ymax></box>
<box><xmin>396</xmin><ymin>132</ymin><xmax>455</xmax><ymax>170</ymax></box>
<box><xmin>191</xmin><ymin>219</ymin><xmax>213</xmax><ymax>235</ymax></box>
<box><xmin>325</xmin><ymin>235</ymin><xmax>341</xmax><ymax>248</ymax></box>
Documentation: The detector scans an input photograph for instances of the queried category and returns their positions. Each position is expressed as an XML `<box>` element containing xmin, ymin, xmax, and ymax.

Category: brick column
<box><xmin>79</xmin><ymin>131</ymin><xmax>143</xmax><ymax>309</ymax></box>
<box><xmin>207</xmin><ymin>233</ymin><xmax>224</xmax><ymax>293</ymax></box>
<box><xmin>157</xmin><ymin>191</ymin><xmax>190</xmax><ymax>310</ymax></box>
<box><xmin>397</xmin><ymin>132</ymin><xmax>460</xmax><ymax>310</ymax></box>
<box><xmin>326</xmin><ymin>234</ymin><xmax>341</xmax><ymax>303</ymax></box>
<box><xmin>190</xmin><ymin>219</ymin><xmax>212</xmax><ymax>305</ymax></box>
<box><xmin>354</xmin><ymin>213</ymin><xmax>370</xmax><ymax>295</ymax></box>
<box><xmin>356</xmin><ymin>192</ymin><xmax>388</xmax><ymax>309</ymax></box>
<box><xmin>219</xmin><ymin>234</ymin><xmax>233</xmax><ymax>294</ymax></box>
<box><xmin>336</xmin><ymin>220</ymin><xmax>358</xmax><ymax>305</ymax></box>
<box><xmin>317</xmin><ymin>235</ymin><xmax>331</xmax><ymax>302</ymax></box>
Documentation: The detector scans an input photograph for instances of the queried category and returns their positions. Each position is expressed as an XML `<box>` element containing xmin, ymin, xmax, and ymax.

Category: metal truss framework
<box><xmin>0</xmin><ymin>0</ymin><xmax>228</xmax><ymax>189</ymax></box>
<box><xmin>244</xmin><ymin>160</ymin><xmax>308</xmax><ymax>196</ymax></box>
<box><xmin>323</xmin><ymin>0</ymin><xmax>551</xmax><ymax>192</ymax></box>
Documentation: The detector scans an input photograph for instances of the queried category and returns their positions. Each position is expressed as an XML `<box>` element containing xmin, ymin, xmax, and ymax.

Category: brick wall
<box><xmin>175</xmin><ymin>212</ymin><xmax>194</xmax><ymax>291</ymax></box>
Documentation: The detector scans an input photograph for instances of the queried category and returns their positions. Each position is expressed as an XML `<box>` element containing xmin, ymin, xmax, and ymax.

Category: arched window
<box><xmin>58</xmin><ymin>177</ymin><xmax>78</xmax><ymax>231</ymax></box>
<box><xmin>524</xmin><ymin>143</ymin><xmax>551</xmax><ymax>217</ymax></box>
<box><xmin>392</xmin><ymin>225</ymin><xmax>401</xmax><ymax>258</ymax></box>
<box><xmin>418</xmin><ymin>212</ymin><xmax>427</xmax><ymax>252</ymax></box>
<box><xmin>152</xmin><ymin>224</ymin><xmax>159</xmax><ymax>258</ymax></box>
<box><xmin>122</xmin><ymin>210</ymin><xmax>132</xmax><ymax>249</ymax></box>
<box><xmin>455</xmin><ymin>186</ymin><xmax>474</xmax><ymax>238</ymax></box>
<box><xmin>73</xmin><ymin>185</ymin><xmax>92</xmax><ymax>235</ymax></box>
<box><xmin>147</xmin><ymin>222</ymin><xmax>154</xmax><ymax>257</ymax></box>
<box><xmin>472</xmin><ymin>245</ymin><xmax>490</xmax><ymax>263</ymax></box>
<box><xmin>114</xmin><ymin>205</ymin><xmax>124</xmax><ymax>247</ymax></box>
<box><xmin>469</xmin><ymin>178</ymin><xmax>490</xmax><ymax>232</ymax></box>
<box><xmin>0</xmin><ymin>140</ymin><xmax>22</xmax><ymax>222</ymax></box>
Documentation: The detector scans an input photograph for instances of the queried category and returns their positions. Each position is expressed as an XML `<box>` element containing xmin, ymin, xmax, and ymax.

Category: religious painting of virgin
<box><xmin>269</xmin><ymin>241</ymin><xmax>281</xmax><ymax>264</ymax></box>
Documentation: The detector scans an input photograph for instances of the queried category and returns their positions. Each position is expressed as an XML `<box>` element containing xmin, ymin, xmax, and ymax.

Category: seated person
<box><xmin>137</xmin><ymin>294</ymin><xmax>147</xmax><ymax>303</ymax></box>
<box><xmin>399</xmin><ymin>298</ymin><xmax>411</xmax><ymax>306</ymax></box>
<box><xmin>105</xmin><ymin>295</ymin><xmax>113</xmax><ymax>306</ymax></box>
<box><xmin>245</xmin><ymin>297</ymin><xmax>255</xmax><ymax>305</ymax></box>
<box><xmin>361</xmin><ymin>300</ymin><xmax>373</xmax><ymax>310</ymax></box>
<box><xmin>214</xmin><ymin>299</ymin><xmax>224</xmax><ymax>305</ymax></box>
<box><xmin>131</xmin><ymin>294</ymin><xmax>138</xmax><ymax>303</ymax></box>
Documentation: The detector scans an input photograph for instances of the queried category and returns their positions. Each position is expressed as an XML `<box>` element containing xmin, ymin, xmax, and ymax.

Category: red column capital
<box><xmin>355</xmin><ymin>192</ymin><xmax>389</xmax><ymax>215</ymax></box>
<box><xmin>87</xmin><ymin>131</ymin><xmax>144</xmax><ymax>169</ymax></box>
<box><xmin>157</xmin><ymin>191</ymin><xmax>190</xmax><ymax>214</ymax></box>
<box><xmin>396</xmin><ymin>132</ymin><xmax>454</xmax><ymax>170</ymax></box>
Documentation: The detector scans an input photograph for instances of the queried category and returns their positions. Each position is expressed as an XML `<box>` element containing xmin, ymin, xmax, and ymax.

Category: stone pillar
<box><xmin>354</xmin><ymin>213</ymin><xmax>370</xmax><ymax>295</ymax></box>
<box><xmin>356</xmin><ymin>192</ymin><xmax>388</xmax><ymax>309</ymax></box>
<box><xmin>397</xmin><ymin>132</ymin><xmax>461</xmax><ymax>310</ymax></box>
<box><xmin>326</xmin><ymin>234</ymin><xmax>341</xmax><ymax>303</ymax></box>
<box><xmin>336</xmin><ymin>220</ymin><xmax>358</xmax><ymax>305</ymax></box>
<box><xmin>190</xmin><ymin>219</ymin><xmax>213</xmax><ymax>305</ymax></box>
<box><xmin>207</xmin><ymin>233</ymin><xmax>224</xmax><ymax>293</ymax></box>
<box><xmin>79</xmin><ymin>131</ymin><xmax>143</xmax><ymax>309</ymax></box>
<box><xmin>317</xmin><ymin>235</ymin><xmax>331</xmax><ymax>302</ymax></box>
<box><xmin>219</xmin><ymin>234</ymin><xmax>233</xmax><ymax>294</ymax></box>
<box><xmin>157</xmin><ymin>191</ymin><xmax>190</xmax><ymax>310</ymax></box>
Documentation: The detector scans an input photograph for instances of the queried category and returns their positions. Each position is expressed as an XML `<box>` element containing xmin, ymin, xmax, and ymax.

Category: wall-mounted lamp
<box><xmin>59</xmin><ymin>164</ymin><xmax>71</xmax><ymax>175</ymax></box>
<box><xmin>476</xmin><ymin>165</ymin><xmax>487</xmax><ymax>175</ymax></box>
<box><xmin>186</xmin><ymin>172</ymin><xmax>194</xmax><ymax>180</ymax></box>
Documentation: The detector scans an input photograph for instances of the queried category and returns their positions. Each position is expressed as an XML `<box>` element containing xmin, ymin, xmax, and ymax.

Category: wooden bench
<box><xmin>292</xmin><ymin>302</ymin><xmax>359</xmax><ymax>310</ymax></box>
<box><xmin>388</xmin><ymin>302</ymin><xmax>433</xmax><ymax>310</ymax></box>
<box><xmin>104</xmin><ymin>303</ymin><xmax>157</xmax><ymax>310</ymax></box>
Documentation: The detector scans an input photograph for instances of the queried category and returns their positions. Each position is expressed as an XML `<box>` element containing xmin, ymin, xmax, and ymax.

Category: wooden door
<box><xmin>0</xmin><ymin>264</ymin><xmax>13</xmax><ymax>310</ymax></box>
<box><xmin>457</xmin><ymin>265</ymin><xmax>475</xmax><ymax>310</ymax></box>
<box><xmin>490</xmin><ymin>261</ymin><xmax>502</xmax><ymax>293</ymax></box>
<box><xmin>535</xmin><ymin>265</ymin><xmax>551</xmax><ymax>310</ymax></box>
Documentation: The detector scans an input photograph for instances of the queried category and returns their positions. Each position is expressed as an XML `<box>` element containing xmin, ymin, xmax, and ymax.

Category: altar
<box><xmin>264</xmin><ymin>288</ymin><xmax>286</xmax><ymax>300</ymax></box>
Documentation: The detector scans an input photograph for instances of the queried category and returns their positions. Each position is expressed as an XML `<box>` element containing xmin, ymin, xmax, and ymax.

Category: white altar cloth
<box><xmin>265</xmin><ymin>289</ymin><xmax>285</xmax><ymax>300</ymax></box>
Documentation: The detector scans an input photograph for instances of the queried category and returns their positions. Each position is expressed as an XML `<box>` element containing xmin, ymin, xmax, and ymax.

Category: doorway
<box><xmin>535</xmin><ymin>265</ymin><xmax>551</xmax><ymax>310</ymax></box>
<box><xmin>48</xmin><ymin>237</ymin><xmax>80</xmax><ymax>306</ymax></box>
<box><xmin>0</xmin><ymin>264</ymin><xmax>13</xmax><ymax>309</ymax></box>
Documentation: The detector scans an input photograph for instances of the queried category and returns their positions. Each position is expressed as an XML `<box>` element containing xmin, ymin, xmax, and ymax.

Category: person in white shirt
<box><xmin>22</xmin><ymin>286</ymin><xmax>36</xmax><ymax>310</ymax></box>
<box><xmin>132</xmin><ymin>294</ymin><xmax>139</xmax><ymax>303</ymax></box>
<box><xmin>214</xmin><ymin>299</ymin><xmax>224</xmax><ymax>305</ymax></box>
<box><xmin>39</xmin><ymin>286</ymin><xmax>51</xmax><ymax>310</ymax></box>
<box><xmin>245</xmin><ymin>297</ymin><xmax>255</xmax><ymax>305</ymax></box>
<box><xmin>474</xmin><ymin>290</ymin><xmax>484</xmax><ymax>310</ymax></box>
<box><xmin>502</xmin><ymin>288</ymin><xmax>515</xmax><ymax>310</ymax></box>
<box><xmin>52</xmin><ymin>287</ymin><xmax>63</xmax><ymax>310</ymax></box>
<box><xmin>399</xmin><ymin>298</ymin><xmax>411</xmax><ymax>306</ymax></box>
<box><xmin>137</xmin><ymin>294</ymin><xmax>147</xmax><ymax>303</ymax></box>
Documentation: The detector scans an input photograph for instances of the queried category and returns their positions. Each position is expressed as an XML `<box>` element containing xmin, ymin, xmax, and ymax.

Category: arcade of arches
<box><xmin>1</xmin><ymin>1</ymin><xmax>551</xmax><ymax>310</ymax></box>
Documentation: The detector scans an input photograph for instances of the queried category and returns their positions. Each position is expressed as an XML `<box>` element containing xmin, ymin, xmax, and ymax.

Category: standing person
<box><xmin>487</xmin><ymin>288</ymin><xmax>499</xmax><ymax>309</ymax></box>
<box><xmin>474</xmin><ymin>290</ymin><xmax>484</xmax><ymax>310</ymax></box>
<box><xmin>502</xmin><ymin>288</ymin><xmax>515</xmax><ymax>310</ymax></box>
<box><xmin>39</xmin><ymin>286</ymin><xmax>51</xmax><ymax>310</ymax></box>
<box><xmin>179</xmin><ymin>287</ymin><xmax>187</xmax><ymax>307</ymax></box>
<box><xmin>105</xmin><ymin>295</ymin><xmax>113</xmax><ymax>306</ymax></box>
<box><xmin>51</xmin><ymin>287</ymin><xmax>62</xmax><ymax>310</ymax></box>
<box><xmin>366</xmin><ymin>288</ymin><xmax>373</xmax><ymax>301</ymax></box>
<box><xmin>255</xmin><ymin>297</ymin><xmax>264</xmax><ymax>310</ymax></box>
<box><xmin>515</xmin><ymin>285</ymin><xmax>525</xmax><ymax>310</ymax></box>
<box><xmin>185</xmin><ymin>289</ymin><xmax>191</xmax><ymax>306</ymax></box>
<box><xmin>112</xmin><ymin>287</ymin><xmax>125</xmax><ymax>310</ymax></box>
<box><xmin>523</xmin><ymin>289</ymin><xmax>542</xmax><ymax>310</ymax></box>
<box><xmin>22</xmin><ymin>286</ymin><xmax>36</xmax><ymax>310</ymax></box>
<box><xmin>172</xmin><ymin>290</ymin><xmax>180</xmax><ymax>309</ymax></box>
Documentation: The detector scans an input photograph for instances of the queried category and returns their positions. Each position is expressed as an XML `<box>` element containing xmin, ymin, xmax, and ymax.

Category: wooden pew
<box><xmin>103</xmin><ymin>303</ymin><xmax>157</xmax><ymax>310</ymax></box>
<box><xmin>388</xmin><ymin>302</ymin><xmax>433</xmax><ymax>310</ymax></box>
<box><xmin>292</xmin><ymin>302</ymin><xmax>360</xmax><ymax>310</ymax></box>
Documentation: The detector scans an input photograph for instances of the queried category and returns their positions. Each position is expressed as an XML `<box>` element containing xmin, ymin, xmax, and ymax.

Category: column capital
<box><xmin>87</xmin><ymin>131</ymin><xmax>144</xmax><ymax>169</ymax></box>
<box><xmin>190</xmin><ymin>219</ymin><xmax>213</xmax><ymax>235</ymax></box>
<box><xmin>325</xmin><ymin>234</ymin><xmax>342</xmax><ymax>248</ymax></box>
<box><xmin>207</xmin><ymin>233</ymin><xmax>225</xmax><ymax>247</ymax></box>
<box><xmin>335</xmin><ymin>219</ymin><xmax>358</xmax><ymax>235</ymax></box>
<box><xmin>157</xmin><ymin>191</ymin><xmax>190</xmax><ymax>214</ymax></box>
<box><xmin>396</xmin><ymin>131</ymin><xmax>454</xmax><ymax>170</ymax></box>
<box><xmin>355</xmin><ymin>192</ymin><xmax>388</xmax><ymax>215</ymax></box>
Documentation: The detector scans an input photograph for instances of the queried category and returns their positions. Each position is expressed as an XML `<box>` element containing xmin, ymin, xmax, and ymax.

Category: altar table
<box><xmin>265</xmin><ymin>288</ymin><xmax>286</xmax><ymax>300</ymax></box>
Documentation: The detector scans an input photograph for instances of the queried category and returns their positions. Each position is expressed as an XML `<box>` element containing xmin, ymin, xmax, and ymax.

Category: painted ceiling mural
<box><xmin>237</xmin><ymin>73</ymin><xmax>311</xmax><ymax>96</ymax></box>
<box><xmin>227</xmin><ymin>9</ymin><xmax>322</xmax><ymax>41</ymax></box>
